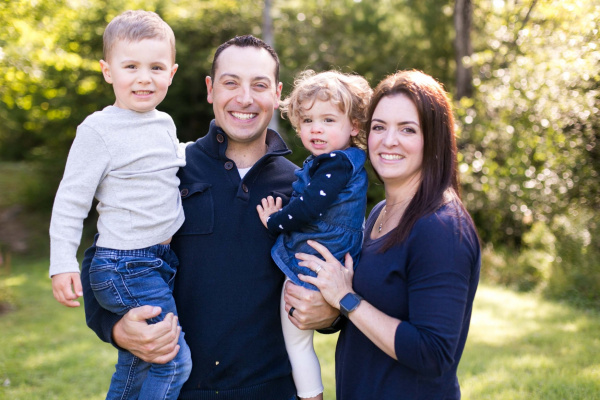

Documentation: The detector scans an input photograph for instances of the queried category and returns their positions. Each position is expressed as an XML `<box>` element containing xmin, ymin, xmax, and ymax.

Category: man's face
<box><xmin>206</xmin><ymin>46</ymin><xmax>282</xmax><ymax>146</ymax></box>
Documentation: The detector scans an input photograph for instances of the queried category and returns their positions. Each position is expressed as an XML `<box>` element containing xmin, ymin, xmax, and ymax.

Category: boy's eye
<box><xmin>152</xmin><ymin>66</ymin><xmax>164</xmax><ymax>71</ymax></box>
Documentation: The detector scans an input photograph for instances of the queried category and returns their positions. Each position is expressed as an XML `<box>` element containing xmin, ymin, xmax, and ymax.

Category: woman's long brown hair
<box><xmin>367</xmin><ymin>70</ymin><xmax>468</xmax><ymax>251</ymax></box>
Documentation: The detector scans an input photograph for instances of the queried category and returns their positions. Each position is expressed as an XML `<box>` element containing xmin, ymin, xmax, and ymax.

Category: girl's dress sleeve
<box><xmin>267</xmin><ymin>152</ymin><xmax>352</xmax><ymax>233</ymax></box>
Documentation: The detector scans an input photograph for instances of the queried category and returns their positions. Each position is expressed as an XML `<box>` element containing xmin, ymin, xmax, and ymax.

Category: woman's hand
<box><xmin>296</xmin><ymin>240</ymin><xmax>355</xmax><ymax>309</ymax></box>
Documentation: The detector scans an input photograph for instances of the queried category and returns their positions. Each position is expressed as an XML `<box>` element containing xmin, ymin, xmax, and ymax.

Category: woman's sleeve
<box><xmin>81</xmin><ymin>237</ymin><xmax>122</xmax><ymax>345</ymax></box>
<box><xmin>266</xmin><ymin>153</ymin><xmax>352</xmax><ymax>233</ymax></box>
<box><xmin>393</xmin><ymin>214</ymin><xmax>478</xmax><ymax>377</ymax></box>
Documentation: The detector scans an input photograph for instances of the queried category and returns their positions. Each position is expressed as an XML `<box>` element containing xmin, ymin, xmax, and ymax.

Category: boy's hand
<box><xmin>256</xmin><ymin>196</ymin><xmax>283</xmax><ymax>229</ymax></box>
<box><xmin>51</xmin><ymin>272</ymin><xmax>83</xmax><ymax>307</ymax></box>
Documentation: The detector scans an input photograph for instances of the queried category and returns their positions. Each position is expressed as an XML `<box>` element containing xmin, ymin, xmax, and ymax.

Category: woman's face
<box><xmin>368</xmin><ymin>94</ymin><xmax>424</xmax><ymax>190</ymax></box>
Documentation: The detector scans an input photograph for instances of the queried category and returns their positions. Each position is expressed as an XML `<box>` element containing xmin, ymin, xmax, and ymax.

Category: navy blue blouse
<box><xmin>335</xmin><ymin>200</ymin><xmax>481</xmax><ymax>400</ymax></box>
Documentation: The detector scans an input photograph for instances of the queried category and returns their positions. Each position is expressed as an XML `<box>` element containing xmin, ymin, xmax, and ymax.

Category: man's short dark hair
<box><xmin>210</xmin><ymin>35</ymin><xmax>280</xmax><ymax>83</ymax></box>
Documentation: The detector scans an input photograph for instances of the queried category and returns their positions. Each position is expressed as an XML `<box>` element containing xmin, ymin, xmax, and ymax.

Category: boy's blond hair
<box><xmin>103</xmin><ymin>10</ymin><xmax>176</xmax><ymax>63</ymax></box>
<box><xmin>281</xmin><ymin>70</ymin><xmax>372</xmax><ymax>149</ymax></box>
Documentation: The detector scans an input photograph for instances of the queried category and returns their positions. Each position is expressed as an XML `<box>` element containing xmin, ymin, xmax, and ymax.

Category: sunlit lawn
<box><xmin>1</xmin><ymin>258</ymin><xmax>599</xmax><ymax>399</ymax></box>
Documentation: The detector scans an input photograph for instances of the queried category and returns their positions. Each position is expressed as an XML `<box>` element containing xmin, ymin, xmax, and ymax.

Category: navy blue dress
<box><xmin>267</xmin><ymin>147</ymin><xmax>368</xmax><ymax>290</ymax></box>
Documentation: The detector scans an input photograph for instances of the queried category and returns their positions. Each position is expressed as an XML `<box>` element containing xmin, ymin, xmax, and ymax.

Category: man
<box><xmin>82</xmin><ymin>35</ymin><xmax>340</xmax><ymax>399</ymax></box>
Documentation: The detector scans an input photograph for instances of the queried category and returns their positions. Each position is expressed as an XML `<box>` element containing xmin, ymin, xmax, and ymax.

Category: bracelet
<box><xmin>317</xmin><ymin>313</ymin><xmax>344</xmax><ymax>334</ymax></box>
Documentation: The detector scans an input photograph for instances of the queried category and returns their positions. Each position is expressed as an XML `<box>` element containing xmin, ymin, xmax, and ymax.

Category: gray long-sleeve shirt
<box><xmin>49</xmin><ymin>106</ymin><xmax>186</xmax><ymax>276</ymax></box>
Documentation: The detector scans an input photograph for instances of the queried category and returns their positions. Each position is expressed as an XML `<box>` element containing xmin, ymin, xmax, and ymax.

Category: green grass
<box><xmin>1</xmin><ymin>259</ymin><xmax>599</xmax><ymax>400</ymax></box>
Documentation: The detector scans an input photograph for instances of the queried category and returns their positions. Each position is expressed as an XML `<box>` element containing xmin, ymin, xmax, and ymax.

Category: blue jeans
<box><xmin>90</xmin><ymin>244</ymin><xmax>192</xmax><ymax>400</ymax></box>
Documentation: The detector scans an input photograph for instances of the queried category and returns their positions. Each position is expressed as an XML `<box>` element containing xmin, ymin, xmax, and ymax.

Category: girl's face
<box><xmin>298</xmin><ymin>99</ymin><xmax>359</xmax><ymax>156</ymax></box>
<box><xmin>368</xmin><ymin>94</ymin><xmax>424</xmax><ymax>190</ymax></box>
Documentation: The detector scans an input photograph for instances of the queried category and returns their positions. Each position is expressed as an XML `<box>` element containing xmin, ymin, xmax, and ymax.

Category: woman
<box><xmin>297</xmin><ymin>70</ymin><xmax>481</xmax><ymax>399</ymax></box>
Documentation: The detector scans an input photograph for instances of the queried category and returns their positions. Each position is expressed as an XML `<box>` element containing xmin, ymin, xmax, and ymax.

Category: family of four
<box><xmin>49</xmin><ymin>10</ymin><xmax>480</xmax><ymax>400</ymax></box>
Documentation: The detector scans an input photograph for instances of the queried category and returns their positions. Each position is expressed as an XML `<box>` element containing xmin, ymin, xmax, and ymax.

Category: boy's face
<box><xmin>298</xmin><ymin>99</ymin><xmax>359</xmax><ymax>156</ymax></box>
<box><xmin>205</xmin><ymin>46</ymin><xmax>282</xmax><ymax>146</ymax></box>
<box><xmin>100</xmin><ymin>38</ymin><xmax>178</xmax><ymax>113</ymax></box>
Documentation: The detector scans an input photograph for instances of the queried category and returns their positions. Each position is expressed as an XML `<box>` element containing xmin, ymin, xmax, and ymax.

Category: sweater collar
<box><xmin>196</xmin><ymin>119</ymin><xmax>292</xmax><ymax>161</ymax></box>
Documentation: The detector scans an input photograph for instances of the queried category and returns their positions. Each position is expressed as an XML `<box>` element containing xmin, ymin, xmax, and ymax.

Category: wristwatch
<box><xmin>339</xmin><ymin>292</ymin><xmax>363</xmax><ymax>318</ymax></box>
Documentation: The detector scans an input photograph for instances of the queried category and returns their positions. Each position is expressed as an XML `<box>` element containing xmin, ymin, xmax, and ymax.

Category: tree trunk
<box><xmin>454</xmin><ymin>0</ymin><xmax>473</xmax><ymax>99</ymax></box>
<box><xmin>263</xmin><ymin>0</ymin><xmax>280</xmax><ymax>133</ymax></box>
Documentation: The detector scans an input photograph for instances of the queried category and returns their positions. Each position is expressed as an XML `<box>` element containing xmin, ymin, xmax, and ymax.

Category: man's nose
<box><xmin>236</xmin><ymin>86</ymin><xmax>253</xmax><ymax>106</ymax></box>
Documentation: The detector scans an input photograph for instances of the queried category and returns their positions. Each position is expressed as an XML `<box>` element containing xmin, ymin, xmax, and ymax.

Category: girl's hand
<box><xmin>296</xmin><ymin>240</ymin><xmax>355</xmax><ymax>309</ymax></box>
<box><xmin>256</xmin><ymin>196</ymin><xmax>282</xmax><ymax>228</ymax></box>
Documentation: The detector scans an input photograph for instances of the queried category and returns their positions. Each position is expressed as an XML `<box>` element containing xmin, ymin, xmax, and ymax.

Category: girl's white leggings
<box><xmin>280</xmin><ymin>280</ymin><xmax>324</xmax><ymax>398</ymax></box>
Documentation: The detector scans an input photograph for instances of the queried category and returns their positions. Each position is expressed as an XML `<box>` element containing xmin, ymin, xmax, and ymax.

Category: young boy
<box><xmin>49</xmin><ymin>10</ymin><xmax>191</xmax><ymax>400</ymax></box>
<box><xmin>257</xmin><ymin>70</ymin><xmax>372</xmax><ymax>400</ymax></box>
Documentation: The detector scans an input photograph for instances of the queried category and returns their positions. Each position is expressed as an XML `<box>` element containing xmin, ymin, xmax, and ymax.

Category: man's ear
<box><xmin>274</xmin><ymin>81</ymin><xmax>283</xmax><ymax>109</ymax></box>
<box><xmin>205</xmin><ymin>76</ymin><xmax>214</xmax><ymax>104</ymax></box>
<box><xmin>99</xmin><ymin>60</ymin><xmax>112</xmax><ymax>84</ymax></box>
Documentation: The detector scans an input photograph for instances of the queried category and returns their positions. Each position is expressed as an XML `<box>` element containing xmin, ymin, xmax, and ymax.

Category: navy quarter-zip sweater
<box><xmin>82</xmin><ymin>120</ymin><xmax>299</xmax><ymax>399</ymax></box>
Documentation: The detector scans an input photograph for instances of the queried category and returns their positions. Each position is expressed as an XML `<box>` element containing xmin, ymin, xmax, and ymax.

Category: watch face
<box><xmin>341</xmin><ymin>293</ymin><xmax>362</xmax><ymax>317</ymax></box>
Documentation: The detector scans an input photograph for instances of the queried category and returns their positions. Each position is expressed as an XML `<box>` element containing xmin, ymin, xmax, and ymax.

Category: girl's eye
<box><xmin>302</xmin><ymin>118</ymin><xmax>312</xmax><ymax>124</ymax></box>
<box><xmin>325</xmin><ymin>118</ymin><xmax>334</xmax><ymax>123</ymax></box>
<box><xmin>125</xmin><ymin>65</ymin><xmax>136</xmax><ymax>69</ymax></box>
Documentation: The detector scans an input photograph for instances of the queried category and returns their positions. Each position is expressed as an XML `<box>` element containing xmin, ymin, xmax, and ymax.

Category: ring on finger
<box><xmin>289</xmin><ymin>306</ymin><xmax>295</xmax><ymax>317</ymax></box>
<box><xmin>315</xmin><ymin>264</ymin><xmax>322</xmax><ymax>274</ymax></box>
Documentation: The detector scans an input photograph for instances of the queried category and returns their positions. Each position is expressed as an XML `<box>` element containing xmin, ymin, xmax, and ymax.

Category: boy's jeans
<box><xmin>90</xmin><ymin>244</ymin><xmax>192</xmax><ymax>400</ymax></box>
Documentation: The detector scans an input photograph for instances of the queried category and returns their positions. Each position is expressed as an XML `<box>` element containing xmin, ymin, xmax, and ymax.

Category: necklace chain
<box><xmin>377</xmin><ymin>195</ymin><xmax>415</xmax><ymax>233</ymax></box>
<box><xmin>377</xmin><ymin>207</ymin><xmax>388</xmax><ymax>233</ymax></box>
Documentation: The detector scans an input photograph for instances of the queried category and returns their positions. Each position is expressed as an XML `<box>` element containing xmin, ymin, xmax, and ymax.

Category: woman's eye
<box><xmin>371</xmin><ymin>125</ymin><xmax>384</xmax><ymax>131</ymax></box>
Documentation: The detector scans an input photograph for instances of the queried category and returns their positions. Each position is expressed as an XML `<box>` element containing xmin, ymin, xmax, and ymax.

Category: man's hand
<box><xmin>112</xmin><ymin>306</ymin><xmax>181</xmax><ymax>364</ymax></box>
<box><xmin>283</xmin><ymin>280</ymin><xmax>339</xmax><ymax>330</ymax></box>
<box><xmin>52</xmin><ymin>272</ymin><xmax>83</xmax><ymax>307</ymax></box>
<box><xmin>256</xmin><ymin>196</ymin><xmax>282</xmax><ymax>229</ymax></box>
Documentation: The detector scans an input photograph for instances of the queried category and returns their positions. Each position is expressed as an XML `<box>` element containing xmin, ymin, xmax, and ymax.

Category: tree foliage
<box><xmin>1</xmin><ymin>0</ymin><xmax>598</xmax><ymax>304</ymax></box>
<box><xmin>459</xmin><ymin>0</ymin><xmax>599</xmax><ymax>304</ymax></box>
